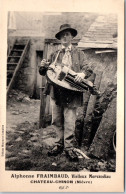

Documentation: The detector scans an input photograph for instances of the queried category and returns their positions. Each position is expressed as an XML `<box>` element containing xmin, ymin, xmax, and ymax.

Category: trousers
<box><xmin>51</xmin><ymin>98</ymin><xmax>77</xmax><ymax>149</ymax></box>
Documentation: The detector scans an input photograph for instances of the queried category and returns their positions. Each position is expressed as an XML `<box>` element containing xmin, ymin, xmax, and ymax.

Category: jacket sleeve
<box><xmin>39</xmin><ymin>66</ymin><xmax>48</xmax><ymax>76</ymax></box>
<box><xmin>79</xmin><ymin>50</ymin><xmax>93</xmax><ymax>79</ymax></box>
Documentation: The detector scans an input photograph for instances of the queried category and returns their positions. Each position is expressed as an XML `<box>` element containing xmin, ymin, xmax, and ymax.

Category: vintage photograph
<box><xmin>6</xmin><ymin>11</ymin><xmax>117</xmax><ymax>172</ymax></box>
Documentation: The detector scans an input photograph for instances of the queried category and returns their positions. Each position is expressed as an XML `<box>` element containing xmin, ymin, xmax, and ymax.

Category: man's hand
<box><xmin>40</xmin><ymin>59</ymin><xmax>50</xmax><ymax>67</ymax></box>
<box><xmin>39</xmin><ymin>59</ymin><xmax>50</xmax><ymax>76</ymax></box>
<box><xmin>74</xmin><ymin>73</ymin><xmax>85</xmax><ymax>83</ymax></box>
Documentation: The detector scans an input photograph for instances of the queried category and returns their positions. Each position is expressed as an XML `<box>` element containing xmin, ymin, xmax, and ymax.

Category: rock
<box><xmin>52</xmin><ymin>162</ymin><xmax>57</xmax><ymax>166</ymax></box>
<box><xmin>6</xmin><ymin>150</ymin><xmax>13</xmax><ymax>158</ymax></box>
<box><xmin>15</xmin><ymin>137</ymin><xmax>22</xmax><ymax>142</ymax></box>
<box><xmin>20</xmin><ymin>128</ymin><xmax>27</xmax><ymax>131</ymax></box>
<box><xmin>30</xmin><ymin>136</ymin><xmax>38</xmax><ymax>142</ymax></box>
<box><xmin>27</xmin><ymin>140</ymin><xmax>32</xmax><ymax>143</ymax></box>
<box><xmin>42</xmin><ymin>137</ymin><xmax>56</xmax><ymax>147</ymax></box>
<box><xmin>27</xmin><ymin>140</ymin><xmax>33</xmax><ymax>147</ymax></box>
<box><xmin>8</xmin><ymin>145</ymin><xmax>13</xmax><ymax>148</ymax></box>
<box><xmin>5</xmin><ymin>167</ymin><xmax>10</xmax><ymax>170</ymax></box>
<box><xmin>11</xmin><ymin>125</ymin><xmax>17</xmax><ymax>129</ymax></box>
<box><xmin>98</xmin><ymin>161</ymin><xmax>106</xmax><ymax>169</ymax></box>
<box><xmin>42</xmin><ymin>130</ymin><xmax>48</xmax><ymax>136</ymax></box>
<box><xmin>32</xmin><ymin>142</ymin><xmax>42</xmax><ymax>147</ymax></box>
<box><xmin>18</xmin><ymin>149</ymin><xmax>31</xmax><ymax>157</ymax></box>
<box><xmin>22</xmin><ymin>149</ymin><xmax>30</xmax><ymax>154</ymax></box>
<box><xmin>12</xmin><ymin>91</ymin><xmax>18</xmax><ymax>95</ymax></box>
<box><xmin>18</xmin><ymin>131</ymin><xmax>24</xmax><ymax>134</ymax></box>
<box><xmin>12</xmin><ymin>111</ymin><xmax>19</xmax><ymax>115</ymax></box>
<box><xmin>17</xmin><ymin>97</ymin><xmax>23</xmax><ymax>101</ymax></box>
<box><xmin>6</xmin><ymin>139</ymin><xmax>10</xmax><ymax>144</ymax></box>
<box><xmin>9</xmin><ymin>95</ymin><xmax>12</xmax><ymax>98</ymax></box>
<box><xmin>18</xmin><ymin>150</ymin><xmax>31</xmax><ymax>158</ymax></box>
<box><xmin>20</xmin><ymin>110</ymin><xmax>29</xmax><ymax>114</ymax></box>
<box><xmin>6</xmin><ymin>157</ymin><xmax>18</xmax><ymax>162</ymax></box>
<box><xmin>89</xmin><ymin>97</ymin><xmax>116</xmax><ymax>160</ymax></box>
<box><xmin>29</xmin><ymin>132</ymin><xmax>39</xmax><ymax>137</ymax></box>
<box><xmin>82</xmin><ymin>81</ymin><xmax>117</xmax><ymax>147</ymax></box>
<box><xmin>79</xmin><ymin>168</ymin><xmax>90</xmax><ymax>172</ymax></box>
<box><xmin>22</xmin><ymin>97</ymin><xmax>31</xmax><ymax>103</ymax></box>
<box><xmin>18</xmin><ymin>154</ymin><xmax>30</xmax><ymax>158</ymax></box>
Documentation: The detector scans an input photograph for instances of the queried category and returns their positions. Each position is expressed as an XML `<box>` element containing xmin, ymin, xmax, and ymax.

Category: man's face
<box><xmin>60</xmin><ymin>30</ymin><xmax>73</xmax><ymax>47</ymax></box>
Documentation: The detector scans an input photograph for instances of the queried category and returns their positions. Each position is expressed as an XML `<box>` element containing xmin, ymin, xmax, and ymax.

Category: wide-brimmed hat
<box><xmin>55</xmin><ymin>24</ymin><xmax>77</xmax><ymax>40</ymax></box>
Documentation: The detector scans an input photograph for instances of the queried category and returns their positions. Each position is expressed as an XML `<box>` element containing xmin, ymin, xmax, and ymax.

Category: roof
<box><xmin>78</xmin><ymin>14</ymin><xmax>117</xmax><ymax>49</ymax></box>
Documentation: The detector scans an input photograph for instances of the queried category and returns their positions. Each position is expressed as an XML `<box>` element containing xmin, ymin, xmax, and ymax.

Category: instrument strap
<box><xmin>53</xmin><ymin>50</ymin><xmax>61</xmax><ymax>65</ymax></box>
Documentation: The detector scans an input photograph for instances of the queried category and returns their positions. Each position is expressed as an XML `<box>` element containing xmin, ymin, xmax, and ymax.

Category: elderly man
<box><xmin>39</xmin><ymin>24</ymin><xmax>93</xmax><ymax>161</ymax></box>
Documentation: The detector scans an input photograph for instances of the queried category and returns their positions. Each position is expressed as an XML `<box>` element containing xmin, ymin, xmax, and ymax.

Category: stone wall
<box><xmin>83</xmin><ymin>49</ymin><xmax>117</xmax><ymax>91</ymax></box>
<box><xmin>76</xmin><ymin>49</ymin><xmax>117</xmax><ymax>159</ymax></box>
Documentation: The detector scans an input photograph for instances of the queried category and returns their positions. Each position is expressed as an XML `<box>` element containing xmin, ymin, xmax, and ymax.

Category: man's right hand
<box><xmin>39</xmin><ymin>59</ymin><xmax>50</xmax><ymax>76</ymax></box>
<box><xmin>40</xmin><ymin>59</ymin><xmax>50</xmax><ymax>67</ymax></box>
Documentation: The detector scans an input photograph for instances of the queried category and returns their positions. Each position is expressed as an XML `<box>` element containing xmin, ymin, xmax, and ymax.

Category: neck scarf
<box><xmin>62</xmin><ymin>45</ymin><xmax>72</xmax><ymax>68</ymax></box>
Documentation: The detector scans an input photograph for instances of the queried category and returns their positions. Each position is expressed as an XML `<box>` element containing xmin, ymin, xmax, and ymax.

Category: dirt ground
<box><xmin>6</xmin><ymin>89</ymin><xmax>116</xmax><ymax>171</ymax></box>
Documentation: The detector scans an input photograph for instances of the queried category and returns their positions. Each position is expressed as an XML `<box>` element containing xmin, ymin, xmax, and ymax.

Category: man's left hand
<box><xmin>74</xmin><ymin>73</ymin><xmax>85</xmax><ymax>83</ymax></box>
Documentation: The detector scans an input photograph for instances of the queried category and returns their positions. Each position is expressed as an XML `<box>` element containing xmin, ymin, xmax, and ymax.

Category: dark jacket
<box><xmin>39</xmin><ymin>45</ymin><xmax>93</xmax><ymax>107</ymax></box>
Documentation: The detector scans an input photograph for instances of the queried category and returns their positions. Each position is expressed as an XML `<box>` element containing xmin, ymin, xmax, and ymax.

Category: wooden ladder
<box><xmin>7</xmin><ymin>39</ymin><xmax>30</xmax><ymax>94</ymax></box>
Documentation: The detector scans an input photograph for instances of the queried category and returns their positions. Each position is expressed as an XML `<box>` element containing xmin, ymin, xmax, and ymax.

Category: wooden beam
<box><xmin>82</xmin><ymin>71</ymin><xmax>103</xmax><ymax>146</ymax></box>
<box><xmin>95</xmin><ymin>50</ymin><xmax>116</xmax><ymax>54</ymax></box>
<box><xmin>39</xmin><ymin>43</ymin><xmax>48</xmax><ymax>129</ymax></box>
